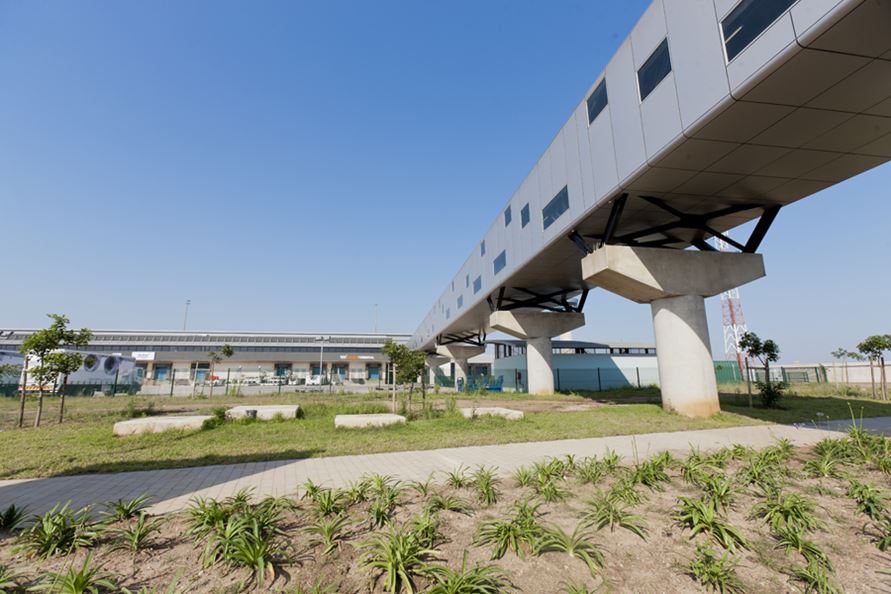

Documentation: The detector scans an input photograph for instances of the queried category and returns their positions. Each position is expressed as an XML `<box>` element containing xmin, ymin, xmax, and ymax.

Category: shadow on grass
<box><xmin>718</xmin><ymin>391</ymin><xmax>891</xmax><ymax>425</ymax></box>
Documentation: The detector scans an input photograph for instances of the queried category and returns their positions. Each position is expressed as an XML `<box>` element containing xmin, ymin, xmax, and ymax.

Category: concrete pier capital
<box><xmin>489</xmin><ymin>310</ymin><xmax>585</xmax><ymax>339</ymax></box>
<box><xmin>435</xmin><ymin>345</ymin><xmax>484</xmax><ymax>361</ymax></box>
<box><xmin>580</xmin><ymin>245</ymin><xmax>764</xmax><ymax>304</ymax></box>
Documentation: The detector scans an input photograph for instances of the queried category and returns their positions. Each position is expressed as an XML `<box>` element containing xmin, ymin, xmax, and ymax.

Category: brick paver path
<box><xmin>1</xmin><ymin>417</ymin><xmax>888</xmax><ymax>517</ymax></box>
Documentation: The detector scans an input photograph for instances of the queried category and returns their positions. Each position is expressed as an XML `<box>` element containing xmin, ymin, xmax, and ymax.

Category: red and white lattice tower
<box><xmin>715</xmin><ymin>237</ymin><xmax>748</xmax><ymax>376</ymax></box>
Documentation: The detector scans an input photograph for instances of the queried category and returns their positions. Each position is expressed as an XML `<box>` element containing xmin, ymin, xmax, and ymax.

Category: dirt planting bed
<box><xmin>0</xmin><ymin>431</ymin><xmax>889</xmax><ymax>593</ymax></box>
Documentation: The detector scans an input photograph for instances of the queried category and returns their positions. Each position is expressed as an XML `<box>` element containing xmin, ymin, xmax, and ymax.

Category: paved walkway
<box><xmin>2</xmin><ymin>417</ymin><xmax>888</xmax><ymax>517</ymax></box>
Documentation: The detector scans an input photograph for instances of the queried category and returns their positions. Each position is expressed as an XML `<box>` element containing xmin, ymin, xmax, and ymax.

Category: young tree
<box><xmin>382</xmin><ymin>339</ymin><xmax>427</xmax><ymax>414</ymax></box>
<box><xmin>857</xmin><ymin>335</ymin><xmax>890</xmax><ymax>400</ymax></box>
<box><xmin>19</xmin><ymin>314</ymin><xmax>91</xmax><ymax>428</ymax></box>
<box><xmin>830</xmin><ymin>347</ymin><xmax>848</xmax><ymax>385</ymax></box>
<box><xmin>738</xmin><ymin>331</ymin><xmax>784</xmax><ymax>408</ymax></box>
<box><xmin>220</xmin><ymin>344</ymin><xmax>235</xmax><ymax>395</ymax></box>
<box><xmin>44</xmin><ymin>351</ymin><xmax>87</xmax><ymax>424</ymax></box>
<box><xmin>207</xmin><ymin>350</ymin><xmax>222</xmax><ymax>399</ymax></box>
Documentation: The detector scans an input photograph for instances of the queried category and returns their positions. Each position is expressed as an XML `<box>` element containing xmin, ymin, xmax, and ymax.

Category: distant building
<box><xmin>491</xmin><ymin>339</ymin><xmax>658</xmax><ymax>392</ymax></box>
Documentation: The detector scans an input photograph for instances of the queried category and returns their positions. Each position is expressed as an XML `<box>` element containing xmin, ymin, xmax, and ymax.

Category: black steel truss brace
<box><xmin>488</xmin><ymin>287</ymin><xmax>588</xmax><ymax>314</ymax></box>
<box><xmin>436</xmin><ymin>330</ymin><xmax>486</xmax><ymax>348</ymax></box>
<box><xmin>583</xmin><ymin>195</ymin><xmax>780</xmax><ymax>253</ymax></box>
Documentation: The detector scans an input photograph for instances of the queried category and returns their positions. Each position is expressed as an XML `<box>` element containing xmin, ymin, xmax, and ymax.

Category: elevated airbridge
<box><xmin>411</xmin><ymin>0</ymin><xmax>891</xmax><ymax>416</ymax></box>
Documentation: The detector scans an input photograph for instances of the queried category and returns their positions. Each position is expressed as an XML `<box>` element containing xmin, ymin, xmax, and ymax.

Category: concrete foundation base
<box><xmin>227</xmin><ymin>405</ymin><xmax>301</xmax><ymax>420</ymax></box>
<box><xmin>113</xmin><ymin>415</ymin><xmax>212</xmax><ymax>436</ymax></box>
<box><xmin>436</xmin><ymin>345</ymin><xmax>485</xmax><ymax>388</ymax></box>
<box><xmin>460</xmin><ymin>406</ymin><xmax>524</xmax><ymax>421</ymax></box>
<box><xmin>334</xmin><ymin>413</ymin><xmax>406</xmax><ymax>429</ymax></box>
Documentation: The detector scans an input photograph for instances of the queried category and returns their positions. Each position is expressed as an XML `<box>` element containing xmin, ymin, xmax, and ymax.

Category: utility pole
<box><xmin>182</xmin><ymin>299</ymin><xmax>191</xmax><ymax>331</ymax></box>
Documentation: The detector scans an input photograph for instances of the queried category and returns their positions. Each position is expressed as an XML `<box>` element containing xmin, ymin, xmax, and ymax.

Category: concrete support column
<box><xmin>651</xmin><ymin>294</ymin><xmax>719</xmax><ymax>417</ymax></box>
<box><xmin>582</xmin><ymin>245</ymin><xmax>765</xmax><ymax>417</ymax></box>
<box><xmin>489</xmin><ymin>310</ymin><xmax>585</xmax><ymax>396</ymax></box>
<box><xmin>525</xmin><ymin>336</ymin><xmax>555</xmax><ymax>395</ymax></box>
<box><xmin>425</xmin><ymin>354</ymin><xmax>449</xmax><ymax>387</ymax></box>
<box><xmin>435</xmin><ymin>345</ymin><xmax>484</xmax><ymax>391</ymax></box>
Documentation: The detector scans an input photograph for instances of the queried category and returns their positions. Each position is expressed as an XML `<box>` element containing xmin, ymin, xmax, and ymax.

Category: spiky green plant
<box><xmin>227</xmin><ymin>517</ymin><xmax>280</xmax><ymax>588</ymax></box>
<box><xmin>0</xmin><ymin>565</ymin><xmax>21</xmax><ymax>594</ymax></box>
<box><xmin>512</xmin><ymin>466</ymin><xmax>533</xmax><ymax>487</ymax></box>
<box><xmin>366</xmin><ymin>473</ymin><xmax>398</xmax><ymax>496</ymax></box>
<box><xmin>773</xmin><ymin>527</ymin><xmax>832</xmax><ymax>570</ymax></box>
<box><xmin>582</xmin><ymin>491</ymin><xmax>647</xmax><ymax>540</ymax></box>
<box><xmin>609</xmin><ymin>477</ymin><xmax>644</xmax><ymax>506</ymax></box>
<box><xmin>409</xmin><ymin>475</ymin><xmax>435</xmax><ymax>498</ymax></box>
<box><xmin>30</xmin><ymin>553</ymin><xmax>117</xmax><ymax>594</ymax></box>
<box><xmin>474</xmin><ymin>500</ymin><xmax>543</xmax><ymax>560</ymax></box>
<box><xmin>738</xmin><ymin>453</ymin><xmax>783</xmax><ymax>492</ymax></box>
<box><xmin>600</xmin><ymin>449</ymin><xmax>620</xmax><ymax>472</ymax></box>
<box><xmin>533</xmin><ymin>523</ymin><xmax>604</xmax><ymax>578</ymax></box>
<box><xmin>101</xmin><ymin>494</ymin><xmax>150</xmax><ymax>523</ymax></box>
<box><xmin>256</xmin><ymin>495</ymin><xmax>300</xmax><ymax>516</ymax></box>
<box><xmin>312</xmin><ymin>488</ymin><xmax>347</xmax><ymax>517</ymax></box>
<box><xmin>532</xmin><ymin>458</ymin><xmax>569</xmax><ymax>482</ymax></box>
<box><xmin>425</xmin><ymin>551</ymin><xmax>511</xmax><ymax>594</ymax></box>
<box><xmin>674</xmin><ymin>497</ymin><xmax>748</xmax><ymax>552</ymax></box>
<box><xmin>302</xmin><ymin>479</ymin><xmax>323</xmax><ymax>500</ymax></box>
<box><xmin>701</xmin><ymin>474</ymin><xmax>736</xmax><ymax>512</ymax></box>
<box><xmin>792</xmin><ymin>559</ymin><xmax>842</xmax><ymax>594</ymax></box>
<box><xmin>346</xmin><ymin>478</ymin><xmax>372</xmax><ymax>504</ymax></box>
<box><xmin>874</xmin><ymin>515</ymin><xmax>891</xmax><ymax>551</ymax></box>
<box><xmin>16</xmin><ymin>502</ymin><xmax>103</xmax><ymax>559</ymax></box>
<box><xmin>471</xmin><ymin>466</ymin><xmax>500</xmax><ymax>506</ymax></box>
<box><xmin>576</xmin><ymin>458</ymin><xmax>605</xmax><ymax>485</ymax></box>
<box><xmin>751</xmin><ymin>492</ymin><xmax>822</xmax><ymax>533</ymax></box>
<box><xmin>804</xmin><ymin>455</ymin><xmax>841</xmax><ymax>479</ymax></box>
<box><xmin>631</xmin><ymin>458</ymin><xmax>671</xmax><ymax>491</ymax></box>
<box><xmin>559</xmin><ymin>583</ymin><xmax>597</xmax><ymax>594</ymax></box>
<box><xmin>688</xmin><ymin>543</ymin><xmax>745</xmax><ymax>594</ymax></box>
<box><xmin>0</xmin><ymin>505</ymin><xmax>26</xmax><ymax>532</ymax></box>
<box><xmin>533</xmin><ymin>476</ymin><xmax>569</xmax><ymax>503</ymax></box>
<box><xmin>370</xmin><ymin>486</ymin><xmax>401</xmax><ymax>528</ymax></box>
<box><xmin>305</xmin><ymin>514</ymin><xmax>349</xmax><ymax>555</ymax></box>
<box><xmin>223</xmin><ymin>488</ymin><xmax>254</xmax><ymax>510</ymax></box>
<box><xmin>847</xmin><ymin>480</ymin><xmax>887</xmax><ymax>520</ymax></box>
<box><xmin>358</xmin><ymin>523</ymin><xmax>440</xmax><ymax>594</ymax></box>
<box><xmin>446</xmin><ymin>465</ymin><xmax>471</xmax><ymax>489</ymax></box>
<box><xmin>426</xmin><ymin>493</ymin><xmax>473</xmax><ymax>515</ymax></box>
<box><xmin>112</xmin><ymin>511</ymin><xmax>164</xmax><ymax>553</ymax></box>
<box><xmin>290</xmin><ymin>578</ymin><xmax>341</xmax><ymax>594</ymax></box>
<box><xmin>409</xmin><ymin>510</ymin><xmax>443</xmax><ymax>549</ymax></box>
<box><xmin>682</xmin><ymin>452</ymin><xmax>717</xmax><ymax>488</ymax></box>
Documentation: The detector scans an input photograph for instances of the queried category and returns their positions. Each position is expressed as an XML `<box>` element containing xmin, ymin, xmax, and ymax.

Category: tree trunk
<box><xmin>869</xmin><ymin>358</ymin><xmax>877</xmax><ymax>399</ymax></box>
<box><xmin>58</xmin><ymin>374</ymin><xmax>70</xmax><ymax>424</ymax></box>
<box><xmin>881</xmin><ymin>356</ymin><xmax>888</xmax><ymax>401</ymax></box>
<box><xmin>17</xmin><ymin>357</ymin><xmax>28</xmax><ymax>428</ymax></box>
<box><xmin>34</xmin><ymin>386</ymin><xmax>44</xmax><ymax>428</ymax></box>
<box><xmin>209</xmin><ymin>363</ymin><xmax>215</xmax><ymax>399</ymax></box>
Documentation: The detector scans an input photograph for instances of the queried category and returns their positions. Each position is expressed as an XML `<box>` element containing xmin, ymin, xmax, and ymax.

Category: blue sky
<box><xmin>1</xmin><ymin>1</ymin><xmax>888</xmax><ymax>363</ymax></box>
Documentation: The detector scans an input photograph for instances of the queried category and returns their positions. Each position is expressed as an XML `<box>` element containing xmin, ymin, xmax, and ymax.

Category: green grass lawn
<box><xmin>0</xmin><ymin>389</ymin><xmax>889</xmax><ymax>479</ymax></box>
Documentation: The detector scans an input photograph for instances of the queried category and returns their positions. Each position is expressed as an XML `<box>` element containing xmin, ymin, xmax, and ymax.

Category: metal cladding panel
<box><xmin>562</xmin><ymin>116</ymin><xmax>588</xmax><ymax>213</ymax></box>
<box><xmin>713</xmin><ymin>0</ymin><xmax>739</xmax><ymax>19</ymax></box>
<box><xmin>664</xmin><ymin>0</ymin><xmax>731</xmax><ymax>133</ymax></box>
<box><xmin>639</xmin><ymin>72</ymin><xmax>684</xmax><ymax>162</ymax></box>
<box><xmin>802</xmin><ymin>0</ymin><xmax>891</xmax><ymax>57</ymax></box>
<box><xmin>572</xmin><ymin>103</ymin><xmax>598</xmax><ymax>211</ymax></box>
<box><xmin>606</xmin><ymin>41</ymin><xmax>648</xmax><ymax>182</ymax></box>
<box><xmin>727</xmin><ymin>13</ymin><xmax>799</xmax><ymax>98</ymax></box>
<box><xmin>790</xmin><ymin>0</ymin><xmax>848</xmax><ymax>41</ymax></box>
<box><xmin>588</xmin><ymin>105</ymin><xmax>620</xmax><ymax>202</ymax></box>
<box><xmin>631</xmin><ymin>0</ymin><xmax>668</xmax><ymax>68</ymax></box>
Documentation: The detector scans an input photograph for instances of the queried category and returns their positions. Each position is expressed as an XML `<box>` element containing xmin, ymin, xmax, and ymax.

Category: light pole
<box><xmin>318</xmin><ymin>336</ymin><xmax>326</xmax><ymax>385</ymax></box>
<box><xmin>182</xmin><ymin>299</ymin><xmax>191</xmax><ymax>331</ymax></box>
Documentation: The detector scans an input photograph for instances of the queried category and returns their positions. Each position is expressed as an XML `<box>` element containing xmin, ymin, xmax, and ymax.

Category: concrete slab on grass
<box><xmin>461</xmin><ymin>407</ymin><xmax>524</xmax><ymax>421</ymax></box>
<box><xmin>113</xmin><ymin>415</ymin><xmax>212</xmax><ymax>436</ymax></box>
<box><xmin>335</xmin><ymin>414</ymin><xmax>406</xmax><ymax>429</ymax></box>
<box><xmin>227</xmin><ymin>405</ymin><xmax>301</xmax><ymax>420</ymax></box>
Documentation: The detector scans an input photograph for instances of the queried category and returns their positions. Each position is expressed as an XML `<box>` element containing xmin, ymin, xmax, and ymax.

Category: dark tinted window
<box><xmin>457</xmin><ymin>296</ymin><xmax>463</xmax><ymax>309</ymax></box>
<box><xmin>637</xmin><ymin>39</ymin><xmax>671</xmax><ymax>101</ymax></box>
<box><xmin>722</xmin><ymin>0</ymin><xmax>796</xmax><ymax>62</ymax></box>
<box><xmin>521</xmin><ymin>203</ymin><xmax>530</xmax><ymax>228</ymax></box>
<box><xmin>542</xmin><ymin>186</ymin><xmax>570</xmax><ymax>230</ymax></box>
<box><xmin>493</xmin><ymin>251</ymin><xmax>506</xmax><ymax>275</ymax></box>
<box><xmin>473</xmin><ymin>276</ymin><xmax>482</xmax><ymax>294</ymax></box>
<box><xmin>504</xmin><ymin>206</ymin><xmax>512</xmax><ymax>226</ymax></box>
<box><xmin>480</xmin><ymin>241</ymin><xmax>486</xmax><ymax>256</ymax></box>
<box><xmin>586</xmin><ymin>80</ymin><xmax>608</xmax><ymax>123</ymax></box>
<box><xmin>465</xmin><ymin>275</ymin><xmax>469</xmax><ymax>288</ymax></box>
